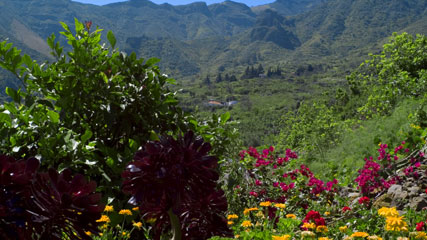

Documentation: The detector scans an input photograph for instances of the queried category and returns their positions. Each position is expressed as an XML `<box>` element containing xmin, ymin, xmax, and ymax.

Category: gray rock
<box><xmin>409</xmin><ymin>197</ymin><xmax>427</xmax><ymax>211</ymax></box>
<box><xmin>408</xmin><ymin>186</ymin><xmax>420</xmax><ymax>197</ymax></box>
<box><xmin>387</xmin><ymin>184</ymin><xmax>403</xmax><ymax>196</ymax></box>
<box><xmin>348</xmin><ymin>192</ymin><xmax>360</xmax><ymax>198</ymax></box>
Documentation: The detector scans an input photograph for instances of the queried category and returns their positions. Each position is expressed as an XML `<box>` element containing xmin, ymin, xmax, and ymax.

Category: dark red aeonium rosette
<box><xmin>0</xmin><ymin>156</ymin><xmax>39</xmax><ymax>240</ymax></box>
<box><xmin>180</xmin><ymin>189</ymin><xmax>232</xmax><ymax>239</ymax></box>
<box><xmin>122</xmin><ymin>131</ymin><xmax>231</xmax><ymax>239</ymax></box>
<box><xmin>28</xmin><ymin>168</ymin><xmax>104</xmax><ymax>240</ymax></box>
<box><xmin>0</xmin><ymin>155</ymin><xmax>103</xmax><ymax>240</ymax></box>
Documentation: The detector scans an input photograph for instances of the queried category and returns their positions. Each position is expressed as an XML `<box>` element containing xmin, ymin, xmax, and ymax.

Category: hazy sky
<box><xmin>72</xmin><ymin>0</ymin><xmax>275</xmax><ymax>7</ymax></box>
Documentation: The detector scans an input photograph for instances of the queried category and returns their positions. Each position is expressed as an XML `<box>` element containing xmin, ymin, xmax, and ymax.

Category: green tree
<box><xmin>347</xmin><ymin>32</ymin><xmax>427</xmax><ymax>117</ymax></box>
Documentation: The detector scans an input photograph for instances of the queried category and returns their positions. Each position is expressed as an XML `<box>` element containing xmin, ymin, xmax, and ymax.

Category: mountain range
<box><xmin>0</xmin><ymin>0</ymin><xmax>426</xmax><ymax>81</ymax></box>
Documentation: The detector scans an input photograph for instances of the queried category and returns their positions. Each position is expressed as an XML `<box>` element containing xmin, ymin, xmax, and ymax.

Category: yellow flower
<box><xmin>241</xmin><ymin>220</ymin><xmax>253</xmax><ymax>228</ymax></box>
<box><xmin>378</xmin><ymin>207</ymin><xmax>399</xmax><ymax>217</ymax></box>
<box><xmin>397</xmin><ymin>238</ymin><xmax>409</xmax><ymax>240</ymax></box>
<box><xmin>351</xmin><ymin>232</ymin><xmax>369</xmax><ymax>238</ymax></box>
<box><xmin>274</xmin><ymin>203</ymin><xmax>286</xmax><ymax>209</ymax></box>
<box><xmin>133</xmin><ymin>222</ymin><xmax>143</xmax><ymax>229</ymax></box>
<box><xmin>119</xmin><ymin>209</ymin><xmax>132</xmax><ymax>216</ymax></box>
<box><xmin>132</xmin><ymin>206</ymin><xmax>139</xmax><ymax>211</ymax></box>
<box><xmin>385</xmin><ymin>216</ymin><xmax>408</xmax><ymax>232</ymax></box>
<box><xmin>235</xmin><ymin>235</ymin><xmax>240</xmax><ymax>239</ymax></box>
<box><xmin>339</xmin><ymin>226</ymin><xmax>348</xmax><ymax>232</ymax></box>
<box><xmin>104</xmin><ymin>205</ymin><xmax>114</xmax><ymax>212</ymax></box>
<box><xmin>260</xmin><ymin>201</ymin><xmax>272</xmax><ymax>207</ymax></box>
<box><xmin>227</xmin><ymin>214</ymin><xmax>239</xmax><ymax>219</ymax></box>
<box><xmin>243</xmin><ymin>208</ymin><xmax>259</xmax><ymax>215</ymax></box>
<box><xmin>302</xmin><ymin>222</ymin><xmax>316</xmax><ymax>229</ymax></box>
<box><xmin>100</xmin><ymin>224</ymin><xmax>108</xmax><ymax>230</ymax></box>
<box><xmin>272</xmin><ymin>235</ymin><xmax>291</xmax><ymax>240</ymax></box>
<box><xmin>318</xmin><ymin>238</ymin><xmax>331</xmax><ymax>240</ymax></box>
<box><xmin>85</xmin><ymin>231</ymin><xmax>92</xmax><ymax>236</ymax></box>
<box><xmin>324</xmin><ymin>211</ymin><xmax>330</xmax><ymax>216</ymax></box>
<box><xmin>415</xmin><ymin>231</ymin><xmax>427</xmax><ymax>239</ymax></box>
<box><xmin>99</xmin><ymin>233</ymin><xmax>103</xmax><ymax>236</ymax></box>
<box><xmin>316</xmin><ymin>225</ymin><xmax>328</xmax><ymax>233</ymax></box>
<box><xmin>367</xmin><ymin>236</ymin><xmax>383</xmax><ymax>240</ymax></box>
<box><xmin>96</xmin><ymin>215</ymin><xmax>111</xmax><ymax>223</ymax></box>
<box><xmin>121</xmin><ymin>231</ymin><xmax>130</xmax><ymax>237</ymax></box>
<box><xmin>227</xmin><ymin>221</ymin><xmax>234</xmax><ymax>225</ymax></box>
<box><xmin>286</xmin><ymin>214</ymin><xmax>296</xmax><ymax>219</ymax></box>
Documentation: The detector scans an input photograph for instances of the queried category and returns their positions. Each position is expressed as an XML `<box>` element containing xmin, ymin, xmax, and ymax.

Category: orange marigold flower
<box><xmin>272</xmin><ymin>235</ymin><xmax>291</xmax><ymax>240</ymax></box>
<box><xmin>241</xmin><ymin>220</ymin><xmax>252</xmax><ymax>228</ymax></box>
<box><xmin>351</xmin><ymin>232</ymin><xmax>369</xmax><ymax>238</ymax></box>
<box><xmin>286</xmin><ymin>214</ymin><xmax>296</xmax><ymax>219</ymax></box>
<box><xmin>227</xmin><ymin>221</ymin><xmax>234</xmax><ymax>225</ymax></box>
<box><xmin>119</xmin><ymin>209</ymin><xmax>132</xmax><ymax>216</ymax></box>
<box><xmin>104</xmin><ymin>205</ymin><xmax>114</xmax><ymax>212</ymax></box>
<box><xmin>227</xmin><ymin>214</ymin><xmax>238</xmax><ymax>219</ymax></box>
<box><xmin>339</xmin><ymin>226</ymin><xmax>348</xmax><ymax>232</ymax></box>
<box><xmin>132</xmin><ymin>206</ymin><xmax>139</xmax><ymax>211</ymax></box>
<box><xmin>243</xmin><ymin>208</ymin><xmax>259</xmax><ymax>215</ymax></box>
<box><xmin>133</xmin><ymin>221</ymin><xmax>143</xmax><ymax>229</ymax></box>
<box><xmin>260</xmin><ymin>201</ymin><xmax>271</xmax><ymax>207</ymax></box>
<box><xmin>302</xmin><ymin>222</ymin><xmax>316</xmax><ymax>229</ymax></box>
<box><xmin>316</xmin><ymin>225</ymin><xmax>328</xmax><ymax>233</ymax></box>
<box><xmin>96</xmin><ymin>215</ymin><xmax>110</xmax><ymax>223</ymax></box>
<box><xmin>274</xmin><ymin>203</ymin><xmax>286</xmax><ymax>209</ymax></box>
<box><xmin>85</xmin><ymin>231</ymin><xmax>92</xmax><ymax>236</ymax></box>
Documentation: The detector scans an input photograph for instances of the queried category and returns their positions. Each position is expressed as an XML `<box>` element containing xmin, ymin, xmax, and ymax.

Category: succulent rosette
<box><xmin>28</xmin><ymin>168</ymin><xmax>104</xmax><ymax>239</ymax></box>
<box><xmin>122</xmin><ymin>131</ymin><xmax>231</xmax><ymax>239</ymax></box>
<box><xmin>0</xmin><ymin>156</ymin><xmax>39</xmax><ymax>239</ymax></box>
<box><xmin>0</xmin><ymin>155</ymin><xmax>103</xmax><ymax>240</ymax></box>
<box><xmin>181</xmin><ymin>189</ymin><xmax>232</xmax><ymax>239</ymax></box>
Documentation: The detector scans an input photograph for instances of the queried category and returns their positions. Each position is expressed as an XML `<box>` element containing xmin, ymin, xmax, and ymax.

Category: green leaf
<box><xmin>22</xmin><ymin>54</ymin><xmax>32</xmax><ymax>67</ymax></box>
<box><xmin>149</xmin><ymin>130</ymin><xmax>160</xmax><ymax>141</ymax></box>
<box><xmin>106</xmin><ymin>157</ymin><xmax>115</xmax><ymax>168</ymax></box>
<box><xmin>5</xmin><ymin>87</ymin><xmax>20</xmax><ymax>103</ymax></box>
<box><xmin>0</xmin><ymin>113</ymin><xmax>11</xmax><ymax>127</ymax></box>
<box><xmin>59</xmin><ymin>22</ymin><xmax>71</xmax><ymax>33</ymax></box>
<box><xmin>74</xmin><ymin>18</ymin><xmax>84</xmax><ymax>33</ymax></box>
<box><xmin>145</xmin><ymin>57</ymin><xmax>160</xmax><ymax>67</ymax></box>
<box><xmin>221</xmin><ymin>112</ymin><xmax>231</xmax><ymax>124</ymax></box>
<box><xmin>47</xmin><ymin>34</ymin><xmax>55</xmax><ymax>49</ymax></box>
<box><xmin>100</xmin><ymin>71</ymin><xmax>109</xmax><ymax>84</ymax></box>
<box><xmin>81</xmin><ymin>129</ymin><xmax>93</xmax><ymax>144</ymax></box>
<box><xmin>107</xmin><ymin>31</ymin><xmax>116</xmax><ymax>49</ymax></box>
<box><xmin>47</xmin><ymin>110</ymin><xmax>60</xmax><ymax>123</ymax></box>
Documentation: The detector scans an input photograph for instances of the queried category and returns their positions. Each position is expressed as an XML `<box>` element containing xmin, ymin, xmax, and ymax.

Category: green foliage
<box><xmin>276</xmin><ymin>101</ymin><xmax>346</xmax><ymax>162</ymax></box>
<box><xmin>0</xmin><ymin>19</ymin><xmax>190</xmax><ymax>201</ymax></box>
<box><xmin>348</xmin><ymin>32</ymin><xmax>427</xmax><ymax>117</ymax></box>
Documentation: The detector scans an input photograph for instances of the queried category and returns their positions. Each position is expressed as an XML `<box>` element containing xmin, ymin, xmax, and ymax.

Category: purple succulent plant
<box><xmin>0</xmin><ymin>155</ymin><xmax>104</xmax><ymax>240</ymax></box>
<box><xmin>122</xmin><ymin>131</ymin><xmax>232</xmax><ymax>240</ymax></box>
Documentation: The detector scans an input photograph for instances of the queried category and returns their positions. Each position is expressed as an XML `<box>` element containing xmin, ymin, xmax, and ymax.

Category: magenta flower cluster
<box><xmin>240</xmin><ymin>147</ymin><xmax>339</xmax><ymax>206</ymax></box>
<box><xmin>355</xmin><ymin>141</ymin><xmax>423</xmax><ymax>195</ymax></box>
